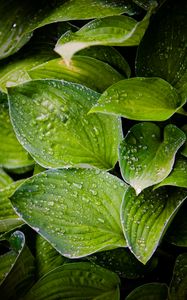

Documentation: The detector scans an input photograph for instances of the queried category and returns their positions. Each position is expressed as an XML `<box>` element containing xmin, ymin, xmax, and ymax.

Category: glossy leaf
<box><xmin>0</xmin><ymin>0</ymin><xmax>135</xmax><ymax>60</ymax></box>
<box><xmin>8</xmin><ymin>80</ymin><xmax>122</xmax><ymax>170</ymax></box>
<box><xmin>0</xmin><ymin>169</ymin><xmax>13</xmax><ymax>189</ymax></box>
<box><xmin>126</xmin><ymin>283</ymin><xmax>168</xmax><ymax>300</ymax></box>
<box><xmin>89</xmin><ymin>77</ymin><xmax>183</xmax><ymax>120</ymax></box>
<box><xmin>119</xmin><ymin>123</ymin><xmax>186</xmax><ymax>194</ymax></box>
<box><xmin>0</xmin><ymin>92</ymin><xmax>34</xmax><ymax>170</ymax></box>
<box><xmin>169</xmin><ymin>253</ymin><xmax>187</xmax><ymax>300</ymax></box>
<box><xmin>155</xmin><ymin>156</ymin><xmax>187</xmax><ymax>189</ymax></box>
<box><xmin>165</xmin><ymin>201</ymin><xmax>187</xmax><ymax>247</ymax></box>
<box><xmin>36</xmin><ymin>234</ymin><xmax>66</xmax><ymax>278</ymax></box>
<box><xmin>87</xmin><ymin>248</ymin><xmax>158</xmax><ymax>279</ymax></box>
<box><xmin>136</xmin><ymin>0</ymin><xmax>187</xmax><ymax>101</ymax></box>
<box><xmin>24</xmin><ymin>262</ymin><xmax>120</xmax><ymax>300</ymax></box>
<box><xmin>0</xmin><ymin>181</ymin><xmax>24</xmax><ymax>234</ymax></box>
<box><xmin>0</xmin><ymin>231</ymin><xmax>35</xmax><ymax>299</ymax></box>
<box><xmin>29</xmin><ymin>56</ymin><xmax>124</xmax><ymax>92</ymax></box>
<box><xmin>121</xmin><ymin>186</ymin><xmax>187</xmax><ymax>264</ymax></box>
<box><xmin>55</xmin><ymin>6</ymin><xmax>155</xmax><ymax>64</ymax></box>
<box><xmin>10</xmin><ymin>169</ymin><xmax>127</xmax><ymax>258</ymax></box>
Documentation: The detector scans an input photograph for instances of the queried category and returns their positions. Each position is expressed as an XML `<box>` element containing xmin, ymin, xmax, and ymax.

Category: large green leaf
<box><xmin>36</xmin><ymin>234</ymin><xmax>66</xmax><ymax>279</ymax></box>
<box><xmin>0</xmin><ymin>92</ymin><xmax>34</xmax><ymax>170</ymax></box>
<box><xmin>24</xmin><ymin>262</ymin><xmax>120</xmax><ymax>300</ymax></box>
<box><xmin>121</xmin><ymin>186</ymin><xmax>187</xmax><ymax>264</ymax></box>
<box><xmin>87</xmin><ymin>248</ymin><xmax>158</xmax><ymax>279</ymax></box>
<box><xmin>10</xmin><ymin>169</ymin><xmax>127</xmax><ymax>258</ymax></box>
<box><xmin>155</xmin><ymin>156</ymin><xmax>187</xmax><ymax>189</ymax></box>
<box><xmin>165</xmin><ymin>201</ymin><xmax>187</xmax><ymax>247</ymax></box>
<box><xmin>119</xmin><ymin>123</ymin><xmax>186</xmax><ymax>194</ymax></box>
<box><xmin>0</xmin><ymin>169</ymin><xmax>13</xmax><ymax>189</ymax></box>
<box><xmin>8</xmin><ymin>80</ymin><xmax>122</xmax><ymax>170</ymax></box>
<box><xmin>136</xmin><ymin>0</ymin><xmax>187</xmax><ymax>102</ymax></box>
<box><xmin>169</xmin><ymin>253</ymin><xmax>187</xmax><ymax>300</ymax></box>
<box><xmin>0</xmin><ymin>0</ymin><xmax>136</xmax><ymax>60</ymax></box>
<box><xmin>0</xmin><ymin>181</ymin><xmax>24</xmax><ymax>234</ymax></box>
<box><xmin>125</xmin><ymin>283</ymin><xmax>168</xmax><ymax>300</ymax></box>
<box><xmin>55</xmin><ymin>6</ymin><xmax>155</xmax><ymax>64</ymax></box>
<box><xmin>89</xmin><ymin>77</ymin><xmax>183</xmax><ymax>121</ymax></box>
<box><xmin>29</xmin><ymin>56</ymin><xmax>124</xmax><ymax>92</ymax></box>
<box><xmin>0</xmin><ymin>231</ymin><xmax>35</xmax><ymax>299</ymax></box>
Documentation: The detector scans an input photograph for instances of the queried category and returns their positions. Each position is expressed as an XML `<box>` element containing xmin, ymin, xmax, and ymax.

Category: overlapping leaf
<box><xmin>55</xmin><ymin>6</ymin><xmax>155</xmax><ymax>64</ymax></box>
<box><xmin>29</xmin><ymin>56</ymin><xmax>124</xmax><ymax>92</ymax></box>
<box><xmin>10</xmin><ymin>169</ymin><xmax>127</xmax><ymax>258</ymax></box>
<box><xmin>119</xmin><ymin>123</ymin><xmax>186</xmax><ymax>194</ymax></box>
<box><xmin>0</xmin><ymin>231</ymin><xmax>35</xmax><ymax>299</ymax></box>
<box><xmin>89</xmin><ymin>77</ymin><xmax>184</xmax><ymax>121</ymax></box>
<box><xmin>126</xmin><ymin>283</ymin><xmax>168</xmax><ymax>300</ymax></box>
<box><xmin>24</xmin><ymin>262</ymin><xmax>120</xmax><ymax>300</ymax></box>
<box><xmin>0</xmin><ymin>0</ymin><xmax>135</xmax><ymax>60</ymax></box>
<box><xmin>0</xmin><ymin>92</ymin><xmax>33</xmax><ymax>170</ymax></box>
<box><xmin>136</xmin><ymin>0</ymin><xmax>187</xmax><ymax>101</ymax></box>
<box><xmin>121</xmin><ymin>186</ymin><xmax>187</xmax><ymax>264</ymax></box>
<box><xmin>169</xmin><ymin>253</ymin><xmax>187</xmax><ymax>300</ymax></box>
<box><xmin>8</xmin><ymin>80</ymin><xmax>122</xmax><ymax>169</ymax></box>
<box><xmin>181</xmin><ymin>125</ymin><xmax>187</xmax><ymax>157</ymax></box>
<box><xmin>0</xmin><ymin>169</ymin><xmax>12</xmax><ymax>189</ymax></box>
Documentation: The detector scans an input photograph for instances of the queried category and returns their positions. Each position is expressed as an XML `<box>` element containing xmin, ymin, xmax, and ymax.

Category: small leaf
<box><xmin>24</xmin><ymin>262</ymin><xmax>120</xmax><ymax>300</ymax></box>
<box><xmin>0</xmin><ymin>181</ymin><xmax>24</xmax><ymax>234</ymax></box>
<box><xmin>87</xmin><ymin>248</ymin><xmax>158</xmax><ymax>279</ymax></box>
<box><xmin>165</xmin><ymin>201</ymin><xmax>187</xmax><ymax>247</ymax></box>
<box><xmin>8</xmin><ymin>80</ymin><xmax>122</xmax><ymax>170</ymax></box>
<box><xmin>169</xmin><ymin>253</ymin><xmax>187</xmax><ymax>300</ymax></box>
<box><xmin>55</xmin><ymin>6</ymin><xmax>155</xmax><ymax>64</ymax></box>
<box><xmin>0</xmin><ymin>169</ymin><xmax>13</xmax><ymax>189</ymax></box>
<box><xmin>29</xmin><ymin>55</ymin><xmax>124</xmax><ymax>92</ymax></box>
<box><xmin>36</xmin><ymin>234</ymin><xmax>66</xmax><ymax>279</ymax></box>
<box><xmin>0</xmin><ymin>92</ymin><xmax>34</xmax><ymax>170</ymax></box>
<box><xmin>121</xmin><ymin>186</ymin><xmax>187</xmax><ymax>264</ymax></box>
<box><xmin>126</xmin><ymin>282</ymin><xmax>168</xmax><ymax>300</ymax></box>
<box><xmin>0</xmin><ymin>231</ymin><xmax>35</xmax><ymax>299</ymax></box>
<box><xmin>155</xmin><ymin>156</ymin><xmax>187</xmax><ymax>189</ymax></box>
<box><xmin>119</xmin><ymin>123</ymin><xmax>186</xmax><ymax>194</ymax></box>
<box><xmin>136</xmin><ymin>0</ymin><xmax>187</xmax><ymax>102</ymax></box>
<box><xmin>89</xmin><ymin>77</ymin><xmax>183</xmax><ymax>121</ymax></box>
<box><xmin>0</xmin><ymin>0</ymin><xmax>135</xmax><ymax>60</ymax></box>
<box><xmin>10</xmin><ymin>169</ymin><xmax>127</xmax><ymax>258</ymax></box>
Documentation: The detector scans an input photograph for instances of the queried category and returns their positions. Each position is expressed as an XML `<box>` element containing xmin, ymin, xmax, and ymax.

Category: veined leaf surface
<box><xmin>10</xmin><ymin>169</ymin><xmax>127</xmax><ymax>258</ymax></box>
<box><xmin>89</xmin><ymin>77</ymin><xmax>183</xmax><ymax>121</ymax></box>
<box><xmin>121</xmin><ymin>186</ymin><xmax>187</xmax><ymax>264</ymax></box>
<box><xmin>8</xmin><ymin>80</ymin><xmax>122</xmax><ymax>170</ymax></box>
<box><xmin>126</xmin><ymin>282</ymin><xmax>168</xmax><ymax>300</ymax></box>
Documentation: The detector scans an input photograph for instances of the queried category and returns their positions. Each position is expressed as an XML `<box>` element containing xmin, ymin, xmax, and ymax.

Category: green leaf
<box><xmin>36</xmin><ymin>234</ymin><xmax>66</xmax><ymax>279</ymax></box>
<box><xmin>79</xmin><ymin>46</ymin><xmax>131</xmax><ymax>77</ymax></box>
<box><xmin>10</xmin><ymin>168</ymin><xmax>127</xmax><ymax>258</ymax></box>
<box><xmin>55</xmin><ymin>6</ymin><xmax>155</xmax><ymax>64</ymax></box>
<box><xmin>169</xmin><ymin>253</ymin><xmax>187</xmax><ymax>300</ymax></box>
<box><xmin>136</xmin><ymin>0</ymin><xmax>187</xmax><ymax>102</ymax></box>
<box><xmin>121</xmin><ymin>186</ymin><xmax>187</xmax><ymax>264</ymax></box>
<box><xmin>0</xmin><ymin>230</ymin><xmax>35</xmax><ymax>299</ymax></box>
<box><xmin>119</xmin><ymin>123</ymin><xmax>186</xmax><ymax>194</ymax></box>
<box><xmin>24</xmin><ymin>262</ymin><xmax>120</xmax><ymax>300</ymax></box>
<box><xmin>181</xmin><ymin>125</ymin><xmax>187</xmax><ymax>158</ymax></box>
<box><xmin>155</xmin><ymin>156</ymin><xmax>187</xmax><ymax>189</ymax></box>
<box><xmin>89</xmin><ymin>77</ymin><xmax>183</xmax><ymax>121</ymax></box>
<box><xmin>0</xmin><ymin>169</ymin><xmax>13</xmax><ymax>189</ymax></box>
<box><xmin>8</xmin><ymin>80</ymin><xmax>122</xmax><ymax>170</ymax></box>
<box><xmin>87</xmin><ymin>248</ymin><xmax>158</xmax><ymax>279</ymax></box>
<box><xmin>125</xmin><ymin>283</ymin><xmax>168</xmax><ymax>300</ymax></box>
<box><xmin>0</xmin><ymin>181</ymin><xmax>24</xmax><ymax>234</ymax></box>
<box><xmin>0</xmin><ymin>0</ymin><xmax>136</xmax><ymax>60</ymax></box>
<box><xmin>0</xmin><ymin>92</ymin><xmax>34</xmax><ymax>170</ymax></box>
<box><xmin>165</xmin><ymin>201</ymin><xmax>187</xmax><ymax>247</ymax></box>
<box><xmin>29</xmin><ymin>56</ymin><xmax>124</xmax><ymax>93</ymax></box>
